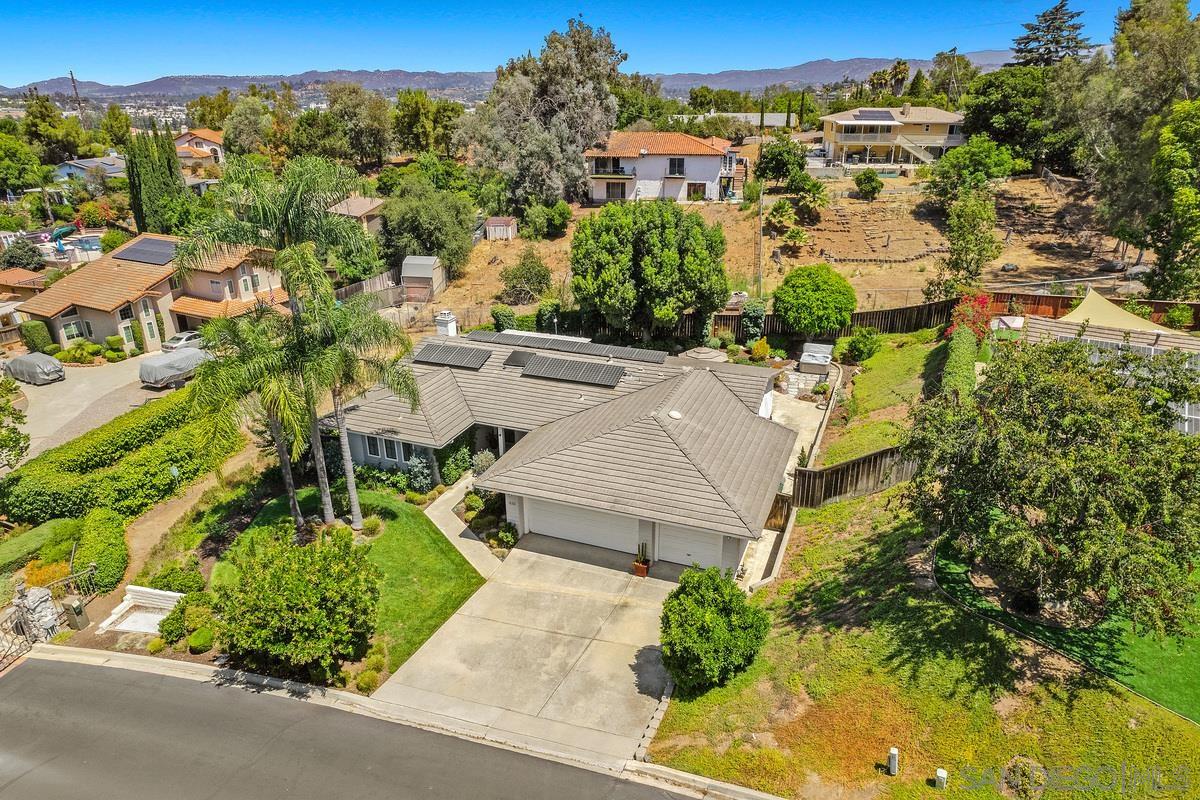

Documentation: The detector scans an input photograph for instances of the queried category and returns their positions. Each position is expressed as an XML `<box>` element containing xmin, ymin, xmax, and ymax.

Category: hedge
<box><xmin>0</xmin><ymin>388</ymin><xmax>241</xmax><ymax>524</ymax></box>
<box><xmin>0</xmin><ymin>519</ymin><xmax>79</xmax><ymax>574</ymax></box>
<box><xmin>942</xmin><ymin>327</ymin><xmax>979</xmax><ymax>398</ymax></box>
<box><xmin>73</xmin><ymin>508</ymin><xmax>128</xmax><ymax>593</ymax></box>
<box><xmin>436</xmin><ymin>429</ymin><xmax>474</xmax><ymax>486</ymax></box>
<box><xmin>18</xmin><ymin>320</ymin><xmax>53</xmax><ymax>353</ymax></box>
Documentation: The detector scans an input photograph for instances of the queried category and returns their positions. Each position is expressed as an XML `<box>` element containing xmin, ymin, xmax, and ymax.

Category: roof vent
<box><xmin>667</xmin><ymin>410</ymin><xmax>683</xmax><ymax>420</ymax></box>
<box><xmin>901</xmin><ymin>102</ymin><xmax>911</xmax><ymax>117</ymax></box>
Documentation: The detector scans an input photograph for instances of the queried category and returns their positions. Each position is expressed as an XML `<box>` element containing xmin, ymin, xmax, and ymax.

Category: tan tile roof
<box><xmin>820</xmin><ymin>106</ymin><xmax>963</xmax><ymax>125</ymax></box>
<box><xmin>328</xmin><ymin>196</ymin><xmax>385</xmax><ymax>219</ymax></box>
<box><xmin>0</xmin><ymin>268</ymin><xmax>45</xmax><ymax>289</ymax></box>
<box><xmin>184</xmin><ymin>242</ymin><xmax>269</xmax><ymax>274</ymax></box>
<box><xmin>170</xmin><ymin>288</ymin><xmax>290</xmax><ymax>320</ymax></box>
<box><xmin>16</xmin><ymin>235</ymin><xmax>178</xmax><ymax>317</ymax></box>
<box><xmin>584</xmin><ymin>131</ymin><xmax>728</xmax><ymax>158</ymax></box>
<box><xmin>177</xmin><ymin>128</ymin><xmax>224</xmax><ymax>146</ymax></box>
<box><xmin>477</xmin><ymin>369</ymin><xmax>796</xmax><ymax>539</ymax></box>
<box><xmin>176</xmin><ymin>145</ymin><xmax>214</xmax><ymax>159</ymax></box>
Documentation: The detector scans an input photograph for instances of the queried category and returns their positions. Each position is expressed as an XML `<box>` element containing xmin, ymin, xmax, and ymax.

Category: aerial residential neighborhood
<box><xmin>3</xmin><ymin>1</ymin><xmax>1200</xmax><ymax>799</ymax></box>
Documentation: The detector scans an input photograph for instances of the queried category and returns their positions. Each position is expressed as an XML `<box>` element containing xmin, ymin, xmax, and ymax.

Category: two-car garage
<box><xmin>517</xmin><ymin>497</ymin><xmax>732</xmax><ymax>570</ymax></box>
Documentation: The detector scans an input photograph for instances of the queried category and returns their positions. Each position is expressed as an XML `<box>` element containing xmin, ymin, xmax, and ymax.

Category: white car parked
<box><xmin>161</xmin><ymin>330</ymin><xmax>203</xmax><ymax>352</ymax></box>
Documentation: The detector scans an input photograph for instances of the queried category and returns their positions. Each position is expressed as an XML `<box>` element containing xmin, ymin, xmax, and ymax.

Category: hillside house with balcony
<box><xmin>583</xmin><ymin>132</ymin><xmax>744</xmax><ymax>202</ymax></box>
<box><xmin>820</xmin><ymin>105</ymin><xmax>964</xmax><ymax>165</ymax></box>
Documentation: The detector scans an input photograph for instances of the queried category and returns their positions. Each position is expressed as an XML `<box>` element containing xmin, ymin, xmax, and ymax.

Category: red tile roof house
<box><xmin>174</xmin><ymin>129</ymin><xmax>225</xmax><ymax>163</ymax></box>
<box><xmin>16</xmin><ymin>234</ymin><xmax>286</xmax><ymax>351</ymax></box>
<box><xmin>583</xmin><ymin>131</ymin><xmax>739</xmax><ymax>203</ymax></box>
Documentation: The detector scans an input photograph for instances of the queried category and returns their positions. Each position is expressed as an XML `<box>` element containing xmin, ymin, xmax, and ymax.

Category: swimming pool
<box><xmin>73</xmin><ymin>235</ymin><xmax>101</xmax><ymax>252</ymax></box>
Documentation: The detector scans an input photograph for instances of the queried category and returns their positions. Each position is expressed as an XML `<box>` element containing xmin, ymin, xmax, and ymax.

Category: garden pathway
<box><xmin>424</xmin><ymin>476</ymin><xmax>501</xmax><ymax>580</ymax></box>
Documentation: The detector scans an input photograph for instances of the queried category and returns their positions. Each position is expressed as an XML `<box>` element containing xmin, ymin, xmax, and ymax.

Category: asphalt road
<box><xmin>0</xmin><ymin>660</ymin><xmax>687</xmax><ymax>800</ymax></box>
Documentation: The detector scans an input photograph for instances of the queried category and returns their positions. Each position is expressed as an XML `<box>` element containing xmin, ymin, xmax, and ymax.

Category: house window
<box><xmin>118</xmin><ymin>305</ymin><xmax>134</xmax><ymax>321</ymax></box>
<box><xmin>61</xmin><ymin>321</ymin><xmax>85</xmax><ymax>341</ymax></box>
<box><xmin>240</xmin><ymin>276</ymin><xmax>252</xmax><ymax>294</ymax></box>
<box><xmin>401</xmin><ymin>442</ymin><xmax>413</xmax><ymax>462</ymax></box>
<box><xmin>141</xmin><ymin>298</ymin><xmax>151</xmax><ymax>316</ymax></box>
<box><xmin>668</xmin><ymin>157</ymin><xmax>685</xmax><ymax>176</ymax></box>
<box><xmin>924</xmin><ymin>124</ymin><xmax>930</xmax><ymax>133</ymax></box>
<box><xmin>251</xmin><ymin>273</ymin><xmax>261</xmax><ymax>291</ymax></box>
<box><xmin>226</xmin><ymin>279</ymin><xmax>235</xmax><ymax>297</ymax></box>
<box><xmin>121</xmin><ymin>324</ymin><xmax>135</xmax><ymax>345</ymax></box>
<box><xmin>145</xmin><ymin>320</ymin><xmax>156</xmax><ymax>339</ymax></box>
<box><xmin>605</xmin><ymin>182</ymin><xmax>626</xmax><ymax>200</ymax></box>
<box><xmin>366</xmin><ymin>436</ymin><xmax>380</xmax><ymax>457</ymax></box>
<box><xmin>687</xmin><ymin>182</ymin><xmax>707</xmax><ymax>201</ymax></box>
<box><xmin>383</xmin><ymin>439</ymin><xmax>398</xmax><ymax>461</ymax></box>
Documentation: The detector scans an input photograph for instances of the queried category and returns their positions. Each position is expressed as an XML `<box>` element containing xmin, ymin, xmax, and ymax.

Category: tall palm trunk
<box><xmin>40</xmin><ymin>188</ymin><xmax>52</xmax><ymax>222</ymax></box>
<box><xmin>309</xmin><ymin>408</ymin><xmax>335</xmax><ymax>524</ymax></box>
<box><xmin>268</xmin><ymin>414</ymin><xmax>303</xmax><ymax>526</ymax></box>
<box><xmin>333</xmin><ymin>388</ymin><xmax>363</xmax><ymax>530</ymax></box>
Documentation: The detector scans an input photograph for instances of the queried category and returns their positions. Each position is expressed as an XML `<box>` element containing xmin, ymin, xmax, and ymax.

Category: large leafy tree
<box><xmin>0</xmin><ymin>133</ymin><xmax>38</xmax><ymax>195</ymax></box>
<box><xmin>924</xmin><ymin>134</ymin><xmax>1020</xmax><ymax>207</ymax></box>
<box><xmin>772</xmin><ymin>263</ymin><xmax>856</xmax><ymax>334</ymax></box>
<box><xmin>754</xmin><ymin>132</ymin><xmax>806</xmax><ymax>183</ymax></box>
<box><xmin>0</xmin><ymin>377</ymin><xmax>29</xmax><ymax>469</ymax></box>
<box><xmin>570</xmin><ymin>200</ymin><xmax>728</xmax><ymax>338</ymax></box>
<box><xmin>223</xmin><ymin>95</ymin><xmax>271</xmax><ymax>157</ymax></box>
<box><xmin>379</xmin><ymin>175</ymin><xmax>474</xmax><ymax>280</ymax></box>
<box><xmin>326</xmin><ymin>83</ymin><xmax>392</xmax><ymax>169</ymax></box>
<box><xmin>1012</xmin><ymin>0</ymin><xmax>1093</xmax><ymax>66</ymax></box>
<box><xmin>186</xmin><ymin>88</ymin><xmax>235</xmax><ymax>130</ymax></box>
<box><xmin>20</xmin><ymin>90</ymin><xmax>90</xmax><ymax>164</ymax></box>
<box><xmin>963</xmin><ymin>66</ymin><xmax>1074</xmax><ymax>169</ymax></box>
<box><xmin>929</xmin><ymin>50</ymin><xmax>981</xmax><ymax>106</ymax></box>
<box><xmin>394</xmin><ymin>89</ymin><xmax>436</xmax><ymax>153</ymax></box>
<box><xmin>925</xmin><ymin>190</ymin><xmax>1002</xmax><ymax>300</ymax></box>
<box><xmin>99</xmin><ymin>104</ymin><xmax>132</xmax><ymax>149</ymax></box>
<box><xmin>288</xmin><ymin>109</ymin><xmax>350</xmax><ymax>161</ymax></box>
<box><xmin>1145</xmin><ymin>99</ymin><xmax>1200</xmax><ymax>298</ymax></box>
<box><xmin>458</xmin><ymin>18</ymin><xmax>625</xmax><ymax>208</ymax></box>
<box><xmin>904</xmin><ymin>337</ymin><xmax>1200</xmax><ymax>636</ymax></box>
<box><xmin>215</xmin><ymin>526</ymin><xmax>380</xmax><ymax>678</ymax></box>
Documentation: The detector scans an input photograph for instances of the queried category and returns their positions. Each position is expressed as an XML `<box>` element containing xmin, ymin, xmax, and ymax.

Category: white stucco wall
<box><xmin>589</xmin><ymin>154</ymin><xmax>722</xmax><ymax>202</ymax></box>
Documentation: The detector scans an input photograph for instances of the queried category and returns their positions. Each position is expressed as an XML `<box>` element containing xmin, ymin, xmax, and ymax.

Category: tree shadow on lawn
<box><xmin>782</xmin><ymin>512</ymin><xmax>1022</xmax><ymax>701</ymax></box>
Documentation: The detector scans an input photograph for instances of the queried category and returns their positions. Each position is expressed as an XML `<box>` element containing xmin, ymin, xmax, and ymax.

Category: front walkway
<box><xmin>373</xmin><ymin>534</ymin><xmax>675</xmax><ymax>767</ymax></box>
<box><xmin>423</xmin><ymin>476</ymin><xmax>501</xmax><ymax>580</ymax></box>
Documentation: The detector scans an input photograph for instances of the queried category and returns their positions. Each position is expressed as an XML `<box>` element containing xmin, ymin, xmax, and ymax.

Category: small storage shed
<box><xmin>400</xmin><ymin>255</ymin><xmax>446</xmax><ymax>302</ymax></box>
<box><xmin>484</xmin><ymin>216</ymin><xmax>518</xmax><ymax>241</ymax></box>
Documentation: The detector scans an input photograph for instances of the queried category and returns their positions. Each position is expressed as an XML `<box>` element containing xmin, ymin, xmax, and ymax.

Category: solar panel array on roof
<box><xmin>464</xmin><ymin>329</ymin><xmax>668</xmax><ymax>364</ymax></box>
<box><xmin>521</xmin><ymin>354</ymin><xmax>625</xmax><ymax>387</ymax></box>
<box><xmin>853</xmin><ymin>109</ymin><xmax>896</xmax><ymax>121</ymax></box>
<box><xmin>413</xmin><ymin>343</ymin><xmax>492</xmax><ymax>370</ymax></box>
<box><xmin>113</xmin><ymin>238</ymin><xmax>177</xmax><ymax>265</ymax></box>
<box><xmin>503</xmin><ymin>350</ymin><xmax>534</xmax><ymax>367</ymax></box>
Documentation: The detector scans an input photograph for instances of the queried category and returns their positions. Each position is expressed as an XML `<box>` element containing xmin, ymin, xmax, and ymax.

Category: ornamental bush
<box><xmin>18</xmin><ymin>320</ymin><xmax>53</xmax><ymax>354</ymax></box>
<box><xmin>1164</xmin><ymin>304</ymin><xmax>1195</xmax><ymax>330</ymax></box>
<box><xmin>104</xmin><ymin>335</ymin><xmax>125</xmax><ymax>351</ymax></box>
<box><xmin>0</xmin><ymin>388</ymin><xmax>240</xmax><ymax>524</ymax></box>
<box><xmin>854</xmin><ymin>168</ymin><xmax>884</xmax><ymax>201</ymax></box>
<box><xmin>73</xmin><ymin>508</ymin><xmax>128</xmax><ymax>593</ymax></box>
<box><xmin>845</xmin><ymin>326</ymin><xmax>882</xmax><ymax>364</ymax></box>
<box><xmin>99</xmin><ymin>230</ymin><xmax>131</xmax><ymax>253</ymax></box>
<box><xmin>147</xmin><ymin>555</ymin><xmax>206</xmax><ymax>594</ymax></box>
<box><xmin>772</xmin><ymin>264</ymin><xmax>856</xmax><ymax>335</ymax></box>
<box><xmin>490</xmin><ymin>303</ymin><xmax>517</xmax><ymax>332</ymax></box>
<box><xmin>470</xmin><ymin>449</ymin><xmax>496</xmax><ymax>475</ymax></box>
<box><xmin>941</xmin><ymin>327</ymin><xmax>979</xmax><ymax>398</ymax></box>
<box><xmin>740</xmin><ymin>297</ymin><xmax>766</xmax><ymax>343</ymax></box>
<box><xmin>660</xmin><ymin>567</ymin><xmax>770</xmax><ymax>694</ymax></box>
<box><xmin>187</xmin><ymin>627</ymin><xmax>214</xmax><ymax>654</ymax></box>
<box><xmin>159</xmin><ymin>591</ymin><xmax>213</xmax><ymax>643</ymax></box>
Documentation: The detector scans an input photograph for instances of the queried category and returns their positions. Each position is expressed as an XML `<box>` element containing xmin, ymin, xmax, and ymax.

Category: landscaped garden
<box><xmin>650</xmin><ymin>489</ymin><xmax>1200</xmax><ymax>798</ymax></box>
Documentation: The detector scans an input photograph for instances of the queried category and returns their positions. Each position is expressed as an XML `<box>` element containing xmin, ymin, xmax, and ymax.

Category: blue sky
<box><xmin>4</xmin><ymin>0</ymin><xmax>1128</xmax><ymax>86</ymax></box>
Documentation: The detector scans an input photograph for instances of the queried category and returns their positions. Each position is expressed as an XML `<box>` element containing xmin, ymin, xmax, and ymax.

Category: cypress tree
<box><xmin>126</xmin><ymin>121</ymin><xmax>186</xmax><ymax>234</ymax></box>
<box><xmin>1012</xmin><ymin>0</ymin><xmax>1093</xmax><ymax>66</ymax></box>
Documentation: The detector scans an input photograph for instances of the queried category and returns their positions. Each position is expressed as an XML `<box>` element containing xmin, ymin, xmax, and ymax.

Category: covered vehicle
<box><xmin>5</xmin><ymin>352</ymin><xmax>65</xmax><ymax>385</ymax></box>
<box><xmin>139</xmin><ymin>348</ymin><xmax>212</xmax><ymax>389</ymax></box>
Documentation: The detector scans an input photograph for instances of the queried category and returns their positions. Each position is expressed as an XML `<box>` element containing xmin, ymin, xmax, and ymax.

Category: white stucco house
<box><xmin>583</xmin><ymin>131</ymin><xmax>740</xmax><ymax>203</ymax></box>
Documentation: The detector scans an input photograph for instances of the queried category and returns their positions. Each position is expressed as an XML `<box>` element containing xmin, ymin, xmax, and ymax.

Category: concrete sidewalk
<box><xmin>424</xmin><ymin>474</ymin><xmax>501</xmax><ymax>580</ymax></box>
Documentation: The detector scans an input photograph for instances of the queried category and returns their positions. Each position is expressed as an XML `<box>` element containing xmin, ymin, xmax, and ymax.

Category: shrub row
<box><xmin>0</xmin><ymin>519</ymin><xmax>79</xmax><ymax>574</ymax></box>
<box><xmin>0</xmin><ymin>389</ymin><xmax>241</xmax><ymax>524</ymax></box>
<box><xmin>73</xmin><ymin>509</ymin><xmax>128</xmax><ymax>593</ymax></box>
<box><xmin>942</xmin><ymin>327</ymin><xmax>979</xmax><ymax>398</ymax></box>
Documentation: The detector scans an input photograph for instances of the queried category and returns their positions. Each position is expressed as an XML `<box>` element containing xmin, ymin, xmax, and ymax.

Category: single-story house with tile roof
<box><xmin>341</xmin><ymin>326</ymin><xmax>796</xmax><ymax>570</ymax></box>
<box><xmin>0</xmin><ymin>268</ymin><xmax>46</xmax><ymax>300</ymax></box>
<box><xmin>174</xmin><ymin>129</ymin><xmax>224</xmax><ymax>163</ymax></box>
<box><xmin>17</xmin><ymin>234</ymin><xmax>286</xmax><ymax>351</ymax></box>
<box><xmin>177</xmin><ymin>145</ymin><xmax>217</xmax><ymax>167</ymax></box>
<box><xmin>583</xmin><ymin>131</ymin><xmax>739</xmax><ymax>203</ymax></box>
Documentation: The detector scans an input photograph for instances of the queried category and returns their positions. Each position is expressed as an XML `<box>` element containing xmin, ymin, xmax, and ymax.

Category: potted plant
<box><xmin>632</xmin><ymin>542</ymin><xmax>651</xmax><ymax>578</ymax></box>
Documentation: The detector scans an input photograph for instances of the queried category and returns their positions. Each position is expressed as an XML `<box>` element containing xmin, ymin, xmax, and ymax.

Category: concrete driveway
<box><xmin>12</xmin><ymin>355</ymin><xmax>171</xmax><ymax>460</ymax></box>
<box><xmin>374</xmin><ymin>534</ymin><xmax>678</xmax><ymax>767</ymax></box>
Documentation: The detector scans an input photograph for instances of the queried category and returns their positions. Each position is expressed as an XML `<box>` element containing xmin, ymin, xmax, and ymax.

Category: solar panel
<box><xmin>853</xmin><ymin>109</ymin><xmax>896</xmax><ymax>121</ymax></box>
<box><xmin>413</xmin><ymin>343</ymin><xmax>492</xmax><ymax>370</ymax></box>
<box><xmin>503</xmin><ymin>350</ymin><xmax>533</xmax><ymax>367</ymax></box>
<box><xmin>521</xmin><ymin>354</ymin><xmax>625</xmax><ymax>387</ymax></box>
<box><xmin>464</xmin><ymin>330</ymin><xmax>668</xmax><ymax>364</ymax></box>
<box><xmin>114</xmin><ymin>237</ymin><xmax>177</xmax><ymax>265</ymax></box>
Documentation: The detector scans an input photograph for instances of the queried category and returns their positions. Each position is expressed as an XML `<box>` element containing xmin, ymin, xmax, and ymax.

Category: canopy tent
<box><xmin>1060</xmin><ymin>289</ymin><xmax>1172</xmax><ymax>334</ymax></box>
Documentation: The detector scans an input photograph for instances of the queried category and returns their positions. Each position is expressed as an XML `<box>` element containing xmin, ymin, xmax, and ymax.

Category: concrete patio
<box><xmin>373</xmin><ymin>534</ymin><xmax>677</xmax><ymax>767</ymax></box>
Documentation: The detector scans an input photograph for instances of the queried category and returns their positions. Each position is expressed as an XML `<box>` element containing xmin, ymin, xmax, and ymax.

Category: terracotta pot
<box><xmin>632</xmin><ymin>560</ymin><xmax>650</xmax><ymax>578</ymax></box>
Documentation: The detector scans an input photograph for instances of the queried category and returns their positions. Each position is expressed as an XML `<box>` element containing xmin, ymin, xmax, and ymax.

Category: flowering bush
<box><xmin>946</xmin><ymin>290</ymin><xmax>991</xmax><ymax>342</ymax></box>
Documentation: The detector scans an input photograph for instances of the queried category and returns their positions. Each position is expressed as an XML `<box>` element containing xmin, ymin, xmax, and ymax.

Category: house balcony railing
<box><xmin>664</xmin><ymin>169</ymin><xmax>687</xmax><ymax>178</ymax></box>
<box><xmin>590</xmin><ymin>165</ymin><xmax>635</xmax><ymax>178</ymax></box>
<box><xmin>835</xmin><ymin>133</ymin><xmax>898</xmax><ymax>144</ymax></box>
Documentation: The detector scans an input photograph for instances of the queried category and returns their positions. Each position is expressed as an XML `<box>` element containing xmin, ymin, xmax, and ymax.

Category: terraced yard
<box><xmin>650</xmin><ymin>490</ymin><xmax>1200</xmax><ymax>798</ymax></box>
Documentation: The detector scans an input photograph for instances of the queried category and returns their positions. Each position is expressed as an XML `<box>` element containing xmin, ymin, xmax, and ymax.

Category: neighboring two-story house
<box><xmin>820</xmin><ymin>104</ymin><xmax>964</xmax><ymax>165</ymax></box>
<box><xmin>583</xmin><ymin>131</ymin><xmax>740</xmax><ymax>202</ymax></box>
<box><xmin>328</xmin><ymin>196</ymin><xmax>386</xmax><ymax>236</ymax></box>
<box><xmin>16</xmin><ymin>234</ymin><xmax>286</xmax><ymax>351</ymax></box>
<box><xmin>174</xmin><ymin>129</ymin><xmax>225</xmax><ymax>163</ymax></box>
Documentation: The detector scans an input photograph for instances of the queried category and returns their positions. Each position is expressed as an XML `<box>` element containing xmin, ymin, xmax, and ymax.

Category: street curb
<box><xmin>623</xmin><ymin>762</ymin><xmax>787</xmax><ymax>800</ymax></box>
<box><xmin>634</xmin><ymin>678</ymin><xmax>673</xmax><ymax>761</ymax></box>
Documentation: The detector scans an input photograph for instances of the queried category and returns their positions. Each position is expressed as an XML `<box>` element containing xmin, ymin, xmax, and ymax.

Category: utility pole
<box><xmin>69</xmin><ymin>70</ymin><xmax>85</xmax><ymax>125</ymax></box>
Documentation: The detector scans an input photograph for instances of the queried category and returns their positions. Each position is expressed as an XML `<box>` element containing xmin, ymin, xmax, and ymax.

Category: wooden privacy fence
<box><xmin>791</xmin><ymin>446</ymin><xmax>917</xmax><ymax>508</ymax></box>
<box><xmin>708</xmin><ymin>298</ymin><xmax>956</xmax><ymax>343</ymax></box>
<box><xmin>334</xmin><ymin>269</ymin><xmax>400</xmax><ymax>302</ymax></box>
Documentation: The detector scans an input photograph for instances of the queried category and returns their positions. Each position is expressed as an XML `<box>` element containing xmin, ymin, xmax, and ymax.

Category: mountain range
<box><xmin>0</xmin><ymin>51</ymin><xmax>1012</xmax><ymax>101</ymax></box>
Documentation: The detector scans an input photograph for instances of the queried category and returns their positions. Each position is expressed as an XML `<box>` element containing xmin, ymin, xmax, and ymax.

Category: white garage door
<box><xmin>525</xmin><ymin>499</ymin><xmax>639</xmax><ymax>554</ymax></box>
<box><xmin>657</xmin><ymin>524</ymin><xmax>723</xmax><ymax>569</ymax></box>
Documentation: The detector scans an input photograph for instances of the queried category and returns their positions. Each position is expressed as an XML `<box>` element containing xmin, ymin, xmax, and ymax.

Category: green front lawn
<box><xmin>937</xmin><ymin>546</ymin><xmax>1200</xmax><ymax>724</ymax></box>
<box><xmin>651</xmin><ymin>490</ymin><xmax>1200</xmax><ymax>798</ymax></box>
<box><xmin>820</xmin><ymin>419</ymin><xmax>905</xmax><ymax>466</ymax></box>
<box><xmin>211</xmin><ymin>487</ymin><xmax>483</xmax><ymax>673</ymax></box>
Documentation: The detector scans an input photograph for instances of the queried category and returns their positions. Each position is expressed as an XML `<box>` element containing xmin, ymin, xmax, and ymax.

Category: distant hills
<box><xmin>0</xmin><ymin>51</ymin><xmax>1012</xmax><ymax>101</ymax></box>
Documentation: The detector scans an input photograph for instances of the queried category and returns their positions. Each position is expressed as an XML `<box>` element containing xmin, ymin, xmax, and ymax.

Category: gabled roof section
<box><xmin>585</xmin><ymin>131</ymin><xmax>727</xmax><ymax>158</ymax></box>
<box><xmin>177</xmin><ymin>128</ymin><xmax>224</xmax><ymax>145</ymax></box>
<box><xmin>477</xmin><ymin>369</ymin><xmax>796</xmax><ymax>539</ymax></box>
<box><xmin>343</xmin><ymin>367</ymin><xmax>473</xmax><ymax>445</ymax></box>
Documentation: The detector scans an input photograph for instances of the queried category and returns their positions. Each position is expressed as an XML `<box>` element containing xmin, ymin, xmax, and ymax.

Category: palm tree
<box><xmin>190</xmin><ymin>307</ymin><xmax>309</xmax><ymax>526</ymax></box>
<box><xmin>300</xmin><ymin>291</ymin><xmax>418</xmax><ymax>529</ymax></box>
<box><xmin>177</xmin><ymin>155</ymin><xmax>373</xmax><ymax>524</ymax></box>
<box><xmin>889</xmin><ymin>60</ymin><xmax>910</xmax><ymax>96</ymax></box>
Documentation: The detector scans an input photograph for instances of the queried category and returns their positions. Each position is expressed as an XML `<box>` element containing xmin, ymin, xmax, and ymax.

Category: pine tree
<box><xmin>1012</xmin><ymin>0</ymin><xmax>1093</xmax><ymax>66</ymax></box>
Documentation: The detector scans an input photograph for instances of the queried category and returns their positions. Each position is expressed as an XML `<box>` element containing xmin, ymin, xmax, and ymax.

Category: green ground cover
<box><xmin>651</xmin><ymin>489</ymin><xmax>1200</xmax><ymax>798</ymax></box>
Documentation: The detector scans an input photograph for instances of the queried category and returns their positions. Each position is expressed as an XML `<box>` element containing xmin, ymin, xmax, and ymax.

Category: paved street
<box><xmin>0</xmin><ymin>659</ymin><xmax>686</xmax><ymax>800</ymax></box>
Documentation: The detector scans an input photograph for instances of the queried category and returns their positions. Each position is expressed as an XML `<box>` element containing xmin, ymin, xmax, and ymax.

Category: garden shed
<box><xmin>484</xmin><ymin>217</ymin><xmax>518</xmax><ymax>241</ymax></box>
<box><xmin>400</xmin><ymin>256</ymin><xmax>445</xmax><ymax>303</ymax></box>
